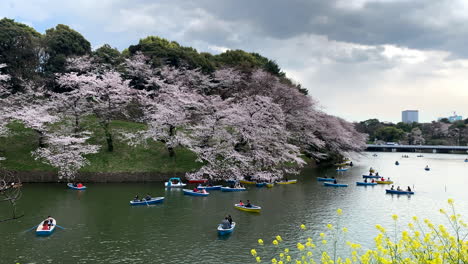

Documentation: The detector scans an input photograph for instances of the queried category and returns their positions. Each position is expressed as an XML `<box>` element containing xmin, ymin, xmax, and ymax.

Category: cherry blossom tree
<box><xmin>32</xmin><ymin>131</ymin><xmax>100</xmax><ymax>180</ymax></box>
<box><xmin>58</xmin><ymin>57</ymin><xmax>137</xmax><ymax>151</ymax></box>
<box><xmin>185</xmin><ymin>95</ymin><xmax>305</xmax><ymax>181</ymax></box>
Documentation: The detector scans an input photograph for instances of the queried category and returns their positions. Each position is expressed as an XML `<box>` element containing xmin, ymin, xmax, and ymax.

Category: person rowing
<box><xmin>144</xmin><ymin>193</ymin><xmax>152</xmax><ymax>201</ymax></box>
<box><xmin>220</xmin><ymin>217</ymin><xmax>231</xmax><ymax>229</ymax></box>
<box><xmin>246</xmin><ymin>200</ymin><xmax>253</xmax><ymax>208</ymax></box>
<box><xmin>407</xmin><ymin>186</ymin><xmax>412</xmax><ymax>192</ymax></box>
<box><xmin>133</xmin><ymin>195</ymin><xmax>140</xmax><ymax>202</ymax></box>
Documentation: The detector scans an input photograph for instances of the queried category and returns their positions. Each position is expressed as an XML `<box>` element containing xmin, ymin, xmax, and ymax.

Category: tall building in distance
<box><xmin>402</xmin><ymin>110</ymin><xmax>419</xmax><ymax>123</ymax></box>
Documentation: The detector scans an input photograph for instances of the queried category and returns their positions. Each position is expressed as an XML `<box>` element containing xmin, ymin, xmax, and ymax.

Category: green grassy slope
<box><xmin>0</xmin><ymin>119</ymin><xmax>202</xmax><ymax>173</ymax></box>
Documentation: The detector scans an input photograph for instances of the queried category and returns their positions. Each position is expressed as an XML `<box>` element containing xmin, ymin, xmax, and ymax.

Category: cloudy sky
<box><xmin>2</xmin><ymin>0</ymin><xmax>468</xmax><ymax>123</ymax></box>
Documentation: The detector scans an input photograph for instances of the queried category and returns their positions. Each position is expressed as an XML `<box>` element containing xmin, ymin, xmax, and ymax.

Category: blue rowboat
<box><xmin>218</xmin><ymin>222</ymin><xmax>236</xmax><ymax>235</ymax></box>
<box><xmin>336</xmin><ymin>168</ymin><xmax>349</xmax><ymax>171</ymax></box>
<box><xmin>129</xmin><ymin>197</ymin><xmax>164</xmax><ymax>206</ymax></box>
<box><xmin>221</xmin><ymin>187</ymin><xmax>246</xmax><ymax>192</ymax></box>
<box><xmin>256</xmin><ymin>183</ymin><xmax>267</xmax><ymax>187</ymax></box>
<box><xmin>386</xmin><ymin>189</ymin><xmax>414</xmax><ymax>195</ymax></box>
<box><xmin>324</xmin><ymin>182</ymin><xmax>348</xmax><ymax>187</ymax></box>
<box><xmin>67</xmin><ymin>183</ymin><xmax>86</xmax><ymax>190</ymax></box>
<box><xmin>183</xmin><ymin>189</ymin><xmax>209</xmax><ymax>196</ymax></box>
<box><xmin>362</xmin><ymin>175</ymin><xmax>381</xmax><ymax>179</ymax></box>
<box><xmin>356</xmin><ymin>182</ymin><xmax>377</xmax><ymax>186</ymax></box>
<box><xmin>36</xmin><ymin>218</ymin><xmax>56</xmax><ymax>236</ymax></box>
<box><xmin>197</xmin><ymin>185</ymin><xmax>222</xmax><ymax>191</ymax></box>
<box><xmin>317</xmin><ymin>177</ymin><xmax>335</xmax><ymax>182</ymax></box>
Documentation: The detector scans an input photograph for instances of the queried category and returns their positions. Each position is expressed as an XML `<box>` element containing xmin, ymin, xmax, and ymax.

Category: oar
<box><xmin>22</xmin><ymin>225</ymin><xmax>38</xmax><ymax>233</ymax></box>
<box><xmin>145</xmin><ymin>199</ymin><xmax>149</xmax><ymax>207</ymax></box>
<box><xmin>55</xmin><ymin>225</ymin><xmax>66</xmax><ymax>230</ymax></box>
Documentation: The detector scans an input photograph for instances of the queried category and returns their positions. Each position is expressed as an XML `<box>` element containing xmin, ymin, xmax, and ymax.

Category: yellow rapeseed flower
<box><xmin>276</xmin><ymin>235</ymin><xmax>283</xmax><ymax>242</ymax></box>
<box><xmin>392</xmin><ymin>214</ymin><xmax>398</xmax><ymax>221</ymax></box>
<box><xmin>256</xmin><ymin>256</ymin><xmax>261</xmax><ymax>263</ymax></box>
<box><xmin>327</xmin><ymin>224</ymin><xmax>333</xmax><ymax>230</ymax></box>
<box><xmin>272</xmin><ymin>258</ymin><xmax>277</xmax><ymax>263</ymax></box>
<box><xmin>300</xmin><ymin>224</ymin><xmax>306</xmax><ymax>230</ymax></box>
<box><xmin>337</xmin><ymin>208</ymin><xmax>343</xmax><ymax>215</ymax></box>
<box><xmin>342</xmin><ymin>227</ymin><xmax>348</xmax><ymax>233</ymax></box>
<box><xmin>448</xmin><ymin>198</ymin><xmax>454</xmax><ymax>205</ymax></box>
<box><xmin>284</xmin><ymin>248</ymin><xmax>289</xmax><ymax>253</ymax></box>
<box><xmin>320</xmin><ymin>233</ymin><xmax>325</xmax><ymax>238</ymax></box>
<box><xmin>258</xmin><ymin>239</ymin><xmax>264</xmax><ymax>245</ymax></box>
<box><xmin>251</xmin><ymin>249</ymin><xmax>257</xmax><ymax>257</ymax></box>
<box><xmin>273</xmin><ymin>240</ymin><xmax>279</xmax><ymax>245</ymax></box>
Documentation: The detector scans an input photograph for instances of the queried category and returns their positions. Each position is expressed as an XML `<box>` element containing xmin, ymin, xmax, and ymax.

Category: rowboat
<box><xmin>376</xmin><ymin>180</ymin><xmax>393</xmax><ymax>184</ymax></box>
<box><xmin>334</xmin><ymin>162</ymin><xmax>350</xmax><ymax>167</ymax></box>
<box><xmin>218</xmin><ymin>222</ymin><xmax>236</xmax><ymax>235</ymax></box>
<box><xmin>362</xmin><ymin>175</ymin><xmax>381</xmax><ymax>179</ymax></box>
<box><xmin>239</xmin><ymin>180</ymin><xmax>256</xmax><ymax>185</ymax></box>
<box><xmin>276</xmin><ymin>180</ymin><xmax>297</xmax><ymax>185</ymax></box>
<box><xmin>221</xmin><ymin>187</ymin><xmax>246</xmax><ymax>192</ymax></box>
<box><xmin>67</xmin><ymin>183</ymin><xmax>86</xmax><ymax>190</ymax></box>
<box><xmin>317</xmin><ymin>177</ymin><xmax>335</xmax><ymax>182</ymax></box>
<box><xmin>356</xmin><ymin>182</ymin><xmax>377</xmax><ymax>186</ymax></box>
<box><xmin>256</xmin><ymin>182</ymin><xmax>267</xmax><ymax>187</ymax></box>
<box><xmin>266</xmin><ymin>183</ymin><xmax>274</xmax><ymax>188</ymax></box>
<box><xmin>165</xmin><ymin>178</ymin><xmax>186</xmax><ymax>188</ymax></box>
<box><xmin>197</xmin><ymin>185</ymin><xmax>222</xmax><ymax>191</ymax></box>
<box><xmin>130</xmin><ymin>197</ymin><xmax>165</xmax><ymax>206</ymax></box>
<box><xmin>386</xmin><ymin>189</ymin><xmax>414</xmax><ymax>195</ymax></box>
<box><xmin>324</xmin><ymin>182</ymin><xmax>348</xmax><ymax>187</ymax></box>
<box><xmin>183</xmin><ymin>189</ymin><xmax>209</xmax><ymax>196</ymax></box>
<box><xmin>188</xmin><ymin>179</ymin><xmax>208</xmax><ymax>184</ymax></box>
<box><xmin>336</xmin><ymin>168</ymin><xmax>349</xmax><ymax>171</ymax></box>
<box><xmin>36</xmin><ymin>218</ymin><xmax>56</xmax><ymax>236</ymax></box>
<box><xmin>234</xmin><ymin>204</ymin><xmax>261</xmax><ymax>213</ymax></box>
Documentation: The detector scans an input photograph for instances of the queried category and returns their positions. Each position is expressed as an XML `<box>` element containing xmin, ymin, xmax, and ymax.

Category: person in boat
<box><xmin>193</xmin><ymin>187</ymin><xmax>199</xmax><ymax>192</ymax></box>
<box><xmin>395</xmin><ymin>161</ymin><xmax>399</xmax><ymax>165</ymax></box>
<box><xmin>333</xmin><ymin>179</ymin><xmax>337</xmax><ymax>184</ymax></box>
<box><xmin>369</xmin><ymin>167</ymin><xmax>373</xmax><ymax>173</ymax></box>
<box><xmin>221</xmin><ymin>217</ymin><xmax>231</xmax><ymax>229</ymax></box>
<box><xmin>42</xmin><ymin>220</ymin><xmax>50</xmax><ymax>230</ymax></box>
<box><xmin>145</xmin><ymin>193</ymin><xmax>152</xmax><ymax>201</ymax></box>
<box><xmin>388</xmin><ymin>177</ymin><xmax>391</xmax><ymax>181</ymax></box>
<box><xmin>380</xmin><ymin>177</ymin><xmax>385</xmax><ymax>181</ymax></box>
<box><xmin>246</xmin><ymin>200</ymin><xmax>253</xmax><ymax>208</ymax></box>
<box><xmin>239</xmin><ymin>200</ymin><xmax>244</xmax><ymax>206</ymax></box>
<box><xmin>77</xmin><ymin>183</ymin><xmax>83</xmax><ymax>188</ymax></box>
<box><xmin>376</xmin><ymin>172</ymin><xmax>379</xmax><ymax>176</ymax></box>
<box><xmin>369</xmin><ymin>172</ymin><xmax>373</xmax><ymax>176</ymax></box>
<box><xmin>133</xmin><ymin>195</ymin><xmax>140</xmax><ymax>202</ymax></box>
<box><xmin>425</xmin><ymin>165</ymin><xmax>429</xmax><ymax>169</ymax></box>
<box><xmin>349</xmin><ymin>161</ymin><xmax>353</xmax><ymax>167</ymax></box>
<box><xmin>45</xmin><ymin>216</ymin><xmax>53</xmax><ymax>226</ymax></box>
<box><xmin>397</xmin><ymin>186</ymin><xmax>401</xmax><ymax>191</ymax></box>
<box><xmin>390</xmin><ymin>185</ymin><xmax>395</xmax><ymax>190</ymax></box>
<box><xmin>407</xmin><ymin>186</ymin><xmax>412</xmax><ymax>192</ymax></box>
<box><xmin>200</xmin><ymin>189</ymin><xmax>207</xmax><ymax>194</ymax></box>
<box><xmin>364</xmin><ymin>178</ymin><xmax>368</xmax><ymax>183</ymax></box>
<box><xmin>371</xmin><ymin>179</ymin><xmax>375</xmax><ymax>183</ymax></box>
<box><xmin>227</xmin><ymin>215</ymin><xmax>233</xmax><ymax>225</ymax></box>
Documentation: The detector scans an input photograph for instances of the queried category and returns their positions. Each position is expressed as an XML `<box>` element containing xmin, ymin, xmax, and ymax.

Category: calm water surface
<box><xmin>1</xmin><ymin>152</ymin><xmax>468</xmax><ymax>264</ymax></box>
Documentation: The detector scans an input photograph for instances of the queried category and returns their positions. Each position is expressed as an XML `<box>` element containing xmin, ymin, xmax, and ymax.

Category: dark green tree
<box><xmin>375</xmin><ymin>126</ymin><xmax>405</xmax><ymax>142</ymax></box>
<box><xmin>43</xmin><ymin>24</ymin><xmax>91</xmax><ymax>74</ymax></box>
<box><xmin>0</xmin><ymin>18</ymin><xmax>42</xmax><ymax>92</ymax></box>
<box><xmin>93</xmin><ymin>44</ymin><xmax>122</xmax><ymax>67</ymax></box>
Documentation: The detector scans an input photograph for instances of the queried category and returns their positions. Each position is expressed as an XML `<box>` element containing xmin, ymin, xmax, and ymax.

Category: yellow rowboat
<box><xmin>376</xmin><ymin>180</ymin><xmax>394</xmax><ymax>184</ymax></box>
<box><xmin>276</xmin><ymin>180</ymin><xmax>297</xmax><ymax>185</ymax></box>
<box><xmin>335</xmin><ymin>162</ymin><xmax>350</xmax><ymax>167</ymax></box>
<box><xmin>266</xmin><ymin>183</ymin><xmax>274</xmax><ymax>188</ymax></box>
<box><xmin>234</xmin><ymin>204</ymin><xmax>261</xmax><ymax>213</ymax></box>
<box><xmin>239</xmin><ymin>180</ymin><xmax>256</xmax><ymax>185</ymax></box>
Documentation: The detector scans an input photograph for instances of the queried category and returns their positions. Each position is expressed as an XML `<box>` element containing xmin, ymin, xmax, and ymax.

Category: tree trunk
<box><xmin>168</xmin><ymin>125</ymin><xmax>175</xmax><ymax>157</ymax></box>
<box><xmin>36</xmin><ymin>130</ymin><xmax>46</xmax><ymax>148</ymax></box>
<box><xmin>104</xmin><ymin>124</ymin><xmax>113</xmax><ymax>152</ymax></box>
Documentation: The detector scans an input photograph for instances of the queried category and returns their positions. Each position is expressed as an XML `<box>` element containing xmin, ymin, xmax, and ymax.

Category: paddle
<box><xmin>144</xmin><ymin>199</ymin><xmax>149</xmax><ymax>207</ymax></box>
<box><xmin>22</xmin><ymin>225</ymin><xmax>38</xmax><ymax>233</ymax></box>
<box><xmin>54</xmin><ymin>224</ymin><xmax>66</xmax><ymax>230</ymax></box>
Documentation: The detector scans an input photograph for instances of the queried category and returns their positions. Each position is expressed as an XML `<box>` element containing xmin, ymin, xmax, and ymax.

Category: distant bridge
<box><xmin>366</xmin><ymin>144</ymin><xmax>468</xmax><ymax>153</ymax></box>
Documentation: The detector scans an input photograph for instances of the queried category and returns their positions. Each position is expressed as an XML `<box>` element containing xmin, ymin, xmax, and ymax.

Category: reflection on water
<box><xmin>1</xmin><ymin>152</ymin><xmax>468</xmax><ymax>263</ymax></box>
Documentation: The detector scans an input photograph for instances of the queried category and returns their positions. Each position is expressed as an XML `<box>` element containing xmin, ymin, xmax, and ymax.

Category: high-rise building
<box><xmin>402</xmin><ymin>110</ymin><xmax>419</xmax><ymax>123</ymax></box>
